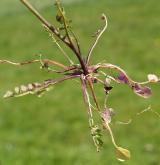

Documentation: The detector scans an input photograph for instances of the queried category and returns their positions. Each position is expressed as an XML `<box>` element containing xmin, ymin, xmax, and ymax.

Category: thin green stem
<box><xmin>103</xmin><ymin>123</ymin><xmax>118</xmax><ymax>148</ymax></box>
<box><xmin>43</xmin><ymin>25</ymin><xmax>74</xmax><ymax>65</ymax></box>
<box><xmin>55</xmin><ymin>0</ymin><xmax>81</xmax><ymax>55</ymax></box>
<box><xmin>55</xmin><ymin>0</ymin><xmax>73</xmax><ymax>46</ymax></box>
<box><xmin>86</xmin><ymin>14</ymin><xmax>108</xmax><ymax>64</ymax></box>
<box><xmin>70</xmin><ymin>29</ymin><xmax>81</xmax><ymax>55</ymax></box>
<box><xmin>55</xmin><ymin>1</ymin><xmax>87</xmax><ymax>74</ymax></box>
<box><xmin>0</xmin><ymin>59</ymin><xmax>69</xmax><ymax>70</ymax></box>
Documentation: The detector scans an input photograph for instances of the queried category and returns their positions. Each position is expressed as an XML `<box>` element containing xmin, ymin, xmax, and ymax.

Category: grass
<box><xmin>0</xmin><ymin>0</ymin><xmax>160</xmax><ymax>164</ymax></box>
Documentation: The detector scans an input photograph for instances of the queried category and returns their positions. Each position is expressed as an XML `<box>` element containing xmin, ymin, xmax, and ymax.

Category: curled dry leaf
<box><xmin>117</xmin><ymin>73</ymin><xmax>152</xmax><ymax>98</ymax></box>
<box><xmin>117</xmin><ymin>73</ymin><xmax>129</xmax><ymax>84</ymax></box>
<box><xmin>94</xmin><ymin>63</ymin><xmax>153</xmax><ymax>98</ymax></box>
<box><xmin>133</xmin><ymin>83</ymin><xmax>152</xmax><ymax>99</ymax></box>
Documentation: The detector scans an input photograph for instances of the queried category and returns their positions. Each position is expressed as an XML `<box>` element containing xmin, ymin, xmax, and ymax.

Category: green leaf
<box><xmin>116</xmin><ymin>147</ymin><xmax>131</xmax><ymax>162</ymax></box>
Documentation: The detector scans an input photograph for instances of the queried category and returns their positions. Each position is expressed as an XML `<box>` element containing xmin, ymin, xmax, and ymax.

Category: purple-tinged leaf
<box><xmin>117</xmin><ymin>73</ymin><xmax>129</xmax><ymax>84</ymax></box>
<box><xmin>91</xmin><ymin>63</ymin><xmax>155</xmax><ymax>98</ymax></box>
<box><xmin>133</xmin><ymin>83</ymin><xmax>152</xmax><ymax>98</ymax></box>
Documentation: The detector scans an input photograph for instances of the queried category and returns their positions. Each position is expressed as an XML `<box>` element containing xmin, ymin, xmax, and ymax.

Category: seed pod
<box><xmin>3</xmin><ymin>91</ymin><xmax>14</xmax><ymax>98</ymax></box>
<box><xmin>147</xmin><ymin>74</ymin><xmax>159</xmax><ymax>82</ymax></box>
<box><xmin>28</xmin><ymin>84</ymin><xmax>34</xmax><ymax>91</ymax></box>
<box><xmin>14</xmin><ymin>87</ymin><xmax>20</xmax><ymax>94</ymax></box>
<box><xmin>20</xmin><ymin>85</ymin><xmax>28</xmax><ymax>93</ymax></box>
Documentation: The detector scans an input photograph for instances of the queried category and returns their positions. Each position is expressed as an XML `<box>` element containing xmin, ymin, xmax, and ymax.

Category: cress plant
<box><xmin>1</xmin><ymin>0</ymin><xmax>159</xmax><ymax>161</ymax></box>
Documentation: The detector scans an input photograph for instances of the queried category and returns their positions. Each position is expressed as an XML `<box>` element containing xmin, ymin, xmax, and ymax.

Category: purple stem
<box><xmin>43</xmin><ymin>75</ymin><xmax>80</xmax><ymax>89</ymax></box>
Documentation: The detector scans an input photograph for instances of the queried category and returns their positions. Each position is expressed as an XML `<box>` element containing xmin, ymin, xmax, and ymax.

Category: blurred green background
<box><xmin>0</xmin><ymin>0</ymin><xmax>160</xmax><ymax>164</ymax></box>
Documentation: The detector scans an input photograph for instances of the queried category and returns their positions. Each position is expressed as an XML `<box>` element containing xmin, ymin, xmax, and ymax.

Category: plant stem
<box><xmin>55</xmin><ymin>0</ymin><xmax>81</xmax><ymax>55</ymax></box>
<box><xmin>86</xmin><ymin>14</ymin><xmax>108</xmax><ymax>64</ymax></box>
<box><xmin>70</xmin><ymin>29</ymin><xmax>81</xmax><ymax>55</ymax></box>
<box><xmin>20</xmin><ymin>0</ymin><xmax>62</xmax><ymax>40</ymax></box>
<box><xmin>87</xmin><ymin>77</ymin><xmax>101</xmax><ymax>112</ymax></box>
<box><xmin>103</xmin><ymin>123</ymin><xmax>118</xmax><ymax>148</ymax></box>
<box><xmin>43</xmin><ymin>25</ymin><xmax>74</xmax><ymax>65</ymax></box>
<box><xmin>20</xmin><ymin>0</ymin><xmax>88</xmax><ymax>75</ymax></box>
<box><xmin>0</xmin><ymin>59</ymin><xmax>69</xmax><ymax>70</ymax></box>
<box><xmin>43</xmin><ymin>75</ymin><xmax>80</xmax><ymax>88</ymax></box>
<box><xmin>55</xmin><ymin>1</ymin><xmax>74</xmax><ymax>47</ymax></box>
<box><xmin>81</xmin><ymin>75</ymin><xmax>94</xmax><ymax>126</ymax></box>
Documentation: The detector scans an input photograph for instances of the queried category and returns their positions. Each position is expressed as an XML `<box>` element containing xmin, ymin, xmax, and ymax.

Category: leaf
<box><xmin>133</xmin><ymin>83</ymin><xmax>152</xmax><ymax>98</ymax></box>
<box><xmin>91</xmin><ymin>125</ymin><xmax>103</xmax><ymax>151</ymax></box>
<box><xmin>117</xmin><ymin>73</ymin><xmax>129</xmax><ymax>84</ymax></box>
<box><xmin>117</xmin><ymin>73</ymin><xmax>152</xmax><ymax>98</ymax></box>
<box><xmin>116</xmin><ymin>147</ymin><xmax>131</xmax><ymax>162</ymax></box>
<box><xmin>147</xmin><ymin>74</ymin><xmax>159</xmax><ymax>82</ymax></box>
